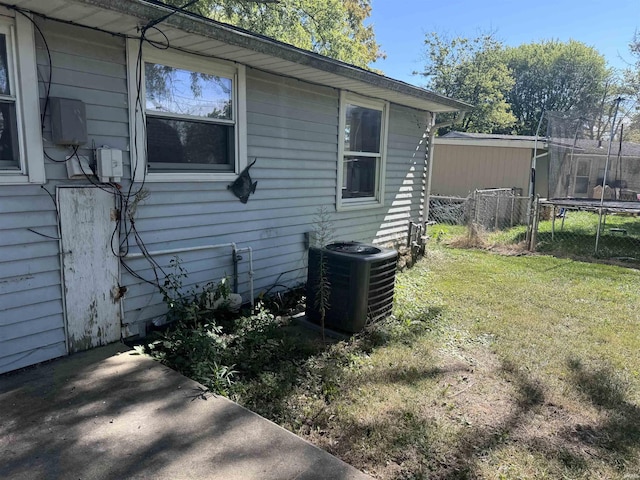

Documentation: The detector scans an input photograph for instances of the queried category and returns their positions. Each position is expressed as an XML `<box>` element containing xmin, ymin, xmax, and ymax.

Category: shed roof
<box><xmin>443</xmin><ymin>132</ymin><xmax>540</xmax><ymax>142</ymax></box>
<box><xmin>437</xmin><ymin>131</ymin><xmax>640</xmax><ymax>157</ymax></box>
<box><xmin>6</xmin><ymin>0</ymin><xmax>471</xmax><ymax>114</ymax></box>
<box><xmin>435</xmin><ymin>131</ymin><xmax>544</xmax><ymax>150</ymax></box>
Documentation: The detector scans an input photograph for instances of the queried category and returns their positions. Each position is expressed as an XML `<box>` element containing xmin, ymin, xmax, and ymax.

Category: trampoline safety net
<box><xmin>546</xmin><ymin>111</ymin><xmax>640</xmax><ymax>202</ymax></box>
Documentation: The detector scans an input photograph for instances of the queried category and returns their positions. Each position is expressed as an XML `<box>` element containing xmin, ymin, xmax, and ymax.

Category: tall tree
<box><xmin>585</xmin><ymin>72</ymin><xmax>628</xmax><ymax>141</ymax></box>
<box><xmin>504</xmin><ymin>40</ymin><xmax>610</xmax><ymax>135</ymax></box>
<box><xmin>622</xmin><ymin>30</ymin><xmax>640</xmax><ymax>142</ymax></box>
<box><xmin>160</xmin><ymin>0</ymin><xmax>383</xmax><ymax>69</ymax></box>
<box><xmin>418</xmin><ymin>32</ymin><xmax>515</xmax><ymax>134</ymax></box>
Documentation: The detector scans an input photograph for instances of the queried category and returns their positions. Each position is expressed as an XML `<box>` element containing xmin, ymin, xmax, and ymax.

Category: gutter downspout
<box><xmin>423</xmin><ymin>111</ymin><xmax>467</xmax><ymax>235</ymax></box>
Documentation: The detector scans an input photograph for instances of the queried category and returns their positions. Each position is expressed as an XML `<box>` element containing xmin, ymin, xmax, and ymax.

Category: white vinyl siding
<box><xmin>2</xmin><ymin>17</ymin><xmax>431</xmax><ymax>369</ymax></box>
<box><xmin>0</xmin><ymin>19</ymin><xmax>129</xmax><ymax>374</ymax></box>
<box><xmin>122</xmin><ymin>70</ymin><xmax>429</xmax><ymax>334</ymax></box>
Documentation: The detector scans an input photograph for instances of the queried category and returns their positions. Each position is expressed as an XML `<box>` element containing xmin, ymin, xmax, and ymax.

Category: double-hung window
<box><xmin>337</xmin><ymin>92</ymin><xmax>388</xmax><ymax>210</ymax></box>
<box><xmin>127</xmin><ymin>41</ymin><xmax>246</xmax><ymax>182</ymax></box>
<box><xmin>0</xmin><ymin>10</ymin><xmax>44</xmax><ymax>184</ymax></box>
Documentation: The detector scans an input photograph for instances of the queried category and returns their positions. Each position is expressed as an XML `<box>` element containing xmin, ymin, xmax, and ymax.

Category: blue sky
<box><xmin>367</xmin><ymin>0</ymin><xmax>639</xmax><ymax>86</ymax></box>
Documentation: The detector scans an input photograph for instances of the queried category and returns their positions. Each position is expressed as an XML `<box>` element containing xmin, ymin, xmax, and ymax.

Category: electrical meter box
<box><xmin>50</xmin><ymin>97</ymin><xmax>87</xmax><ymax>146</ymax></box>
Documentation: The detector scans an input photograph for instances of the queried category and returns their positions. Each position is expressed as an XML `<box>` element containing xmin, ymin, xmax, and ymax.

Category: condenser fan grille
<box><xmin>306</xmin><ymin>242</ymin><xmax>398</xmax><ymax>333</ymax></box>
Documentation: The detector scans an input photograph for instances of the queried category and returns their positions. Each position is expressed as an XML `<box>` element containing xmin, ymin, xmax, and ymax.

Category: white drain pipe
<box><xmin>234</xmin><ymin>246</ymin><xmax>254</xmax><ymax>309</ymax></box>
<box><xmin>125</xmin><ymin>242</ymin><xmax>254</xmax><ymax>307</ymax></box>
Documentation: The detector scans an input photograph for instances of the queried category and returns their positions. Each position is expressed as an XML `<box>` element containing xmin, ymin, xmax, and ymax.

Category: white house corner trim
<box><xmin>236</xmin><ymin>64</ymin><xmax>248</xmax><ymax>174</ymax></box>
<box><xmin>125</xmin><ymin>38</ymin><xmax>146</xmax><ymax>183</ymax></box>
<box><xmin>18</xmin><ymin>14</ymin><xmax>44</xmax><ymax>183</ymax></box>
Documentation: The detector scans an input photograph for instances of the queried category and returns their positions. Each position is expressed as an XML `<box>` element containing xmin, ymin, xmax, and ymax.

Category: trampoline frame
<box><xmin>534</xmin><ymin>197</ymin><xmax>640</xmax><ymax>250</ymax></box>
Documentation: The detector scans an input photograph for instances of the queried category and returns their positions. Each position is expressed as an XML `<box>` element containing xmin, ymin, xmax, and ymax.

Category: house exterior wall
<box><xmin>432</xmin><ymin>144</ymin><xmax>532</xmax><ymax>198</ymax></box>
<box><xmin>123</xmin><ymin>69</ymin><xmax>429</xmax><ymax>334</ymax></box>
<box><xmin>1</xmin><ymin>18</ymin><xmax>430</xmax><ymax>371</ymax></box>
<box><xmin>0</xmin><ymin>20</ymin><xmax>129</xmax><ymax>374</ymax></box>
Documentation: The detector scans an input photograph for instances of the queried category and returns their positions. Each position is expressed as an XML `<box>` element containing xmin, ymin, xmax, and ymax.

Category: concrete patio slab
<box><xmin>0</xmin><ymin>343</ymin><xmax>372</xmax><ymax>480</ymax></box>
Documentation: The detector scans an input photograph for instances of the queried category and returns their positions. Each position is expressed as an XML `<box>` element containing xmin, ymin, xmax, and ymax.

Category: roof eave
<box><xmin>71</xmin><ymin>0</ymin><xmax>472</xmax><ymax>113</ymax></box>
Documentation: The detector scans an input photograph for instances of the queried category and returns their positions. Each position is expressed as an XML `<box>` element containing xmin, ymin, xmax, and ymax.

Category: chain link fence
<box><xmin>427</xmin><ymin>190</ymin><xmax>640</xmax><ymax>264</ymax></box>
<box><xmin>427</xmin><ymin>110</ymin><xmax>640</xmax><ymax>264</ymax></box>
<box><xmin>427</xmin><ymin>189</ymin><xmax>530</xmax><ymax>246</ymax></box>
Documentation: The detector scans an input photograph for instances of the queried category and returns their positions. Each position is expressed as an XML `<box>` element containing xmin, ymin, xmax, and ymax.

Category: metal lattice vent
<box><xmin>306</xmin><ymin>242</ymin><xmax>397</xmax><ymax>333</ymax></box>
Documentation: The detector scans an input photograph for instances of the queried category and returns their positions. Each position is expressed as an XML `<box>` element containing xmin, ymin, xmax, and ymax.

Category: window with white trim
<box><xmin>127</xmin><ymin>40</ymin><xmax>246</xmax><ymax>182</ymax></box>
<box><xmin>337</xmin><ymin>92</ymin><xmax>388</xmax><ymax>209</ymax></box>
<box><xmin>0</xmin><ymin>11</ymin><xmax>44</xmax><ymax>184</ymax></box>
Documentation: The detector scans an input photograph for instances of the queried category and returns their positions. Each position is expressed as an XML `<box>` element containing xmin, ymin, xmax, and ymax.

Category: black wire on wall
<box><xmin>8</xmin><ymin>3</ymin><xmax>210</xmax><ymax>293</ymax></box>
<box><xmin>7</xmin><ymin>0</ymin><xmax>310</xmax><ymax>300</ymax></box>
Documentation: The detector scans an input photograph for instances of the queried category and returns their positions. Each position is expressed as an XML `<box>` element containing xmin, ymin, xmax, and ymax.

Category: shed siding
<box><xmin>432</xmin><ymin>144</ymin><xmax>531</xmax><ymax>197</ymax></box>
<box><xmin>0</xmin><ymin>20</ymin><xmax>128</xmax><ymax>374</ymax></box>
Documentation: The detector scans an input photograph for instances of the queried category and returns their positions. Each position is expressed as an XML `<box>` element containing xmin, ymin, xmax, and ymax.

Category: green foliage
<box><xmin>622</xmin><ymin>31</ymin><xmax>640</xmax><ymax>142</ymax></box>
<box><xmin>161</xmin><ymin>256</ymin><xmax>232</xmax><ymax>328</ymax></box>
<box><xmin>160</xmin><ymin>0</ymin><xmax>383</xmax><ymax>70</ymax></box>
<box><xmin>143</xmin><ymin>304</ymin><xmax>285</xmax><ymax>395</ymax></box>
<box><xmin>144</xmin><ymin>295</ymin><xmax>319</xmax><ymax>398</ymax></box>
<box><xmin>504</xmin><ymin>40</ymin><xmax>611</xmax><ymax>135</ymax></box>
<box><xmin>224</xmin><ymin>303</ymin><xmax>292</xmax><ymax>375</ymax></box>
<box><xmin>145</xmin><ymin>321</ymin><xmax>236</xmax><ymax>395</ymax></box>
<box><xmin>419</xmin><ymin>32</ymin><xmax>515</xmax><ymax>134</ymax></box>
<box><xmin>420</xmin><ymin>33</ymin><xmax>617</xmax><ymax>137</ymax></box>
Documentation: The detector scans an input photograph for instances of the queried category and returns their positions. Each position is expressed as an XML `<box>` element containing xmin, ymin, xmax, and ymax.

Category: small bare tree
<box><xmin>311</xmin><ymin>206</ymin><xmax>334</xmax><ymax>343</ymax></box>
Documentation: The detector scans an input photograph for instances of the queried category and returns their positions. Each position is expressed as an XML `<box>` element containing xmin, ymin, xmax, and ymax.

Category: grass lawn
<box><xmin>235</xmin><ymin>248</ymin><xmax>640</xmax><ymax>479</ymax></box>
<box><xmin>490</xmin><ymin>210</ymin><xmax>640</xmax><ymax>262</ymax></box>
<box><xmin>430</xmin><ymin>210</ymin><xmax>640</xmax><ymax>264</ymax></box>
<box><xmin>144</xmin><ymin>247</ymin><xmax>640</xmax><ymax>479</ymax></box>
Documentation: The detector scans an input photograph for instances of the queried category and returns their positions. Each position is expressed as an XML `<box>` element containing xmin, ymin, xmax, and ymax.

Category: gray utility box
<box><xmin>50</xmin><ymin>97</ymin><xmax>87</xmax><ymax>146</ymax></box>
<box><xmin>306</xmin><ymin>242</ymin><xmax>397</xmax><ymax>333</ymax></box>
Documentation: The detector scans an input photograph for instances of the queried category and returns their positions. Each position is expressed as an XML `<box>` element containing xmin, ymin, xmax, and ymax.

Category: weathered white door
<box><xmin>58</xmin><ymin>187</ymin><xmax>121</xmax><ymax>353</ymax></box>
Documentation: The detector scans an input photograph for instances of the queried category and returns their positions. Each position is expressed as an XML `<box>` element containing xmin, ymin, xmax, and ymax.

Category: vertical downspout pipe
<box><xmin>422</xmin><ymin>113</ymin><xmax>436</xmax><ymax>235</ymax></box>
